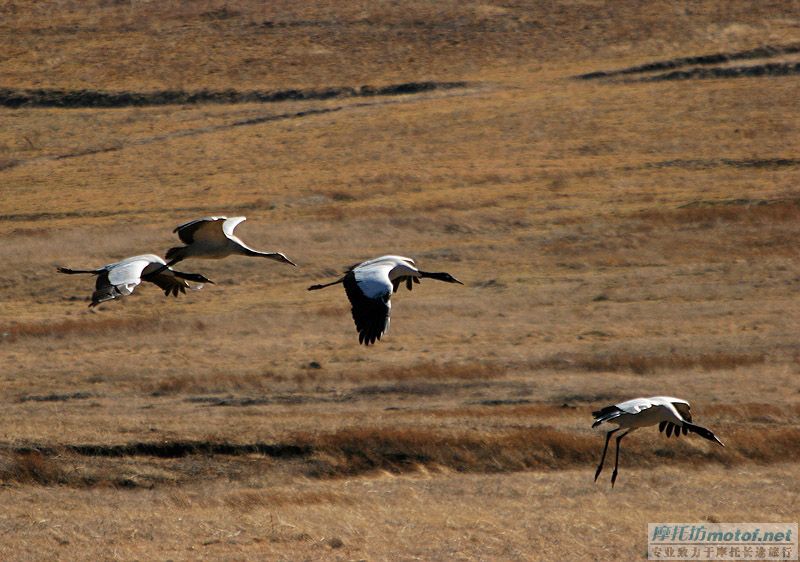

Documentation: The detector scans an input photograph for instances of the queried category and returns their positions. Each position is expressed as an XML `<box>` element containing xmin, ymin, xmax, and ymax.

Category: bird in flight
<box><xmin>592</xmin><ymin>396</ymin><xmax>724</xmax><ymax>487</ymax></box>
<box><xmin>308</xmin><ymin>255</ymin><xmax>462</xmax><ymax>345</ymax></box>
<box><xmin>58</xmin><ymin>254</ymin><xmax>213</xmax><ymax>307</ymax></box>
<box><xmin>165</xmin><ymin>216</ymin><xmax>295</xmax><ymax>266</ymax></box>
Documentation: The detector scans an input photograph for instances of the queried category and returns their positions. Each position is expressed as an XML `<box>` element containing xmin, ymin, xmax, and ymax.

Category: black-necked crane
<box><xmin>165</xmin><ymin>216</ymin><xmax>295</xmax><ymax>266</ymax></box>
<box><xmin>58</xmin><ymin>254</ymin><xmax>213</xmax><ymax>307</ymax></box>
<box><xmin>592</xmin><ymin>396</ymin><xmax>724</xmax><ymax>487</ymax></box>
<box><xmin>307</xmin><ymin>255</ymin><xmax>463</xmax><ymax>345</ymax></box>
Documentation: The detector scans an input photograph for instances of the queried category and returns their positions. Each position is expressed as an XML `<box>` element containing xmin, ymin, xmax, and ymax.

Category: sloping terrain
<box><xmin>1</xmin><ymin>1</ymin><xmax>799</xmax><ymax>559</ymax></box>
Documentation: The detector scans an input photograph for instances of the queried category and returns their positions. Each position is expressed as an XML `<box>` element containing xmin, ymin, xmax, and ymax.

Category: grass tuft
<box><xmin>0</xmin><ymin>452</ymin><xmax>66</xmax><ymax>485</ymax></box>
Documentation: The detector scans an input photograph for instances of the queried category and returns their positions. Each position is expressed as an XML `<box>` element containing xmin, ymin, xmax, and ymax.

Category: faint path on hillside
<box><xmin>0</xmin><ymin>81</ymin><xmax>469</xmax><ymax>109</ymax></box>
<box><xmin>576</xmin><ymin>42</ymin><xmax>800</xmax><ymax>81</ymax></box>
<box><xmin>0</xmin><ymin>85</ymin><xmax>490</xmax><ymax>175</ymax></box>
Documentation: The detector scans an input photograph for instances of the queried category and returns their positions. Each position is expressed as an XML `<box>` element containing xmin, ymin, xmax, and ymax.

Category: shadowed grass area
<box><xmin>0</xmin><ymin>316</ymin><xmax>173</xmax><ymax>342</ymax></box>
<box><xmin>4</xmin><ymin>426</ymin><xmax>797</xmax><ymax>487</ymax></box>
<box><xmin>0</xmin><ymin>82</ymin><xmax>468</xmax><ymax>109</ymax></box>
<box><xmin>636</xmin><ymin>199</ymin><xmax>800</xmax><ymax>225</ymax></box>
<box><xmin>0</xmin><ymin>451</ymin><xmax>67</xmax><ymax>486</ymax></box>
<box><xmin>576</xmin><ymin>42</ymin><xmax>800</xmax><ymax>79</ymax></box>
<box><xmin>0</xmin><ymin>451</ymin><xmax>173</xmax><ymax>488</ymax></box>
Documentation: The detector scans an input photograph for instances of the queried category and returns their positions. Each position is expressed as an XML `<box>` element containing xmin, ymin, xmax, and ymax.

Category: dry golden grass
<box><xmin>0</xmin><ymin>315</ymin><xmax>173</xmax><ymax>341</ymax></box>
<box><xmin>534</xmin><ymin>350</ymin><xmax>767</xmax><ymax>375</ymax></box>
<box><xmin>636</xmin><ymin>198</ymin><xmax>800</xmax><ymax>225</ymax></box>
<box><xmin>1</xmin><ymin>0</ymin><xmax>799</xmax><ymax>559</ymax></box>
<box><xmin>3</xmin><ymin>423</ymin><xmax>797</xmax><ymax>493</ymax></box>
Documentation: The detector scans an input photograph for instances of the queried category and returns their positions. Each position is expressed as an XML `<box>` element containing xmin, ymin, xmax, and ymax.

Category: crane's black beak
<box><xmin>270</xmin><ymin>253</ymin><xmax>296</xmax><ymax>266</ymax></box>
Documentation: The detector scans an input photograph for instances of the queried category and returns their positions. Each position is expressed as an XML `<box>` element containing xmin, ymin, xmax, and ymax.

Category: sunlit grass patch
<box><xmin>298</xmin><ymin>426</ymin><xmax>800</xmax><ymax>478</ymax></box>
<box><xmin>362</xmin><ymin>361</ymin><xmax>504</xmax><ymax>382</ymax></box>
<box><xmin>3</xmin><ymin>425</ymin><xmax>798</xmax><ymax>489</ymax></box>
<box><xmin>296</xmin><ymin>426</ymin><xmax>605</xmax><ymax>477</ymax></box>
<box><xmin>223</xmin><ymin>489</ymin><xmax>353</xmax><ymax>511</ymax></box>
<box><xmin>534</xmin><ymin>351</ymin><xmax>766</xmax><ymax>374</ymax></box>
<box><xmin>142</xmin><ymin>372</ymin><xmax>278</xmax><ymax>396</ymax></box>
<box><xmin>705</xmin><ymin>402</ymin><xmax>800</xmax><ymax>424</ymax></box>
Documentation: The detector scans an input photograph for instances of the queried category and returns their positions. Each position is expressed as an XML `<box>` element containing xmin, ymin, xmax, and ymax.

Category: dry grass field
<box><xmin>1</xmin><ymin>1</ymin><xmax>800</xmax><ymax>559</ymax></box>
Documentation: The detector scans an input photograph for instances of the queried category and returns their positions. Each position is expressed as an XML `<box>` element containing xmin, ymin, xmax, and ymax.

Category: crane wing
<box><xmin>353</xmin><ymin>262</ymin><xmax>395</xmax><ymax>299</ymax></box>
<box><xmin>592</xmin><ymin>397</ymin><xmax>659</xmax><ymax>427</ymax></box>
<box><xmin>392</xmin><ymin>276</ymin><xmax>419</xmax><ymax>293</ymax></box>
<box><xmin>90</xmin><ymin>270</ymin><xmax>124</xmax><ymax>306</ymax></box>
<box><xmin>221</xmin><ymin>216</ymin><xmax>247</xmax><ymax>238</ymax></box>
<box><xmin>145</xmin><ymin>270</ymin><xmax>190</xmax><ymax>297</ymax></box>
<box><xmin>671</xmin><ymin>402</ymin><xmax>692</xmax><ymax>422</ymax></box>
<box><xmin>85</xmin><ymin>255</ymin><xmax>164</xmax><ymax>306</ymax></box>
<box><xmin>614</xmin><ymin>397</ymin><xmax>659</xmax><ymax>415</ymax></box>
<box><xmin>344</xmin><ymin>269</ymin><xmax>392</xmax><ymax>345</ymax></box>
<box><xmin>650</xmin><ymin>396</ymin><xmax>692</xmax><ymax>422</ymax></box>
<box><xmin>659</xmin><ymin>420</ymin><xmax>688</xmax><ymax>438</ymax></box>
<box><xmin>347</xmin><ymin>255</ymin><xmax>415</xmax><ymax>272</ymax></box>
<box><xmin>105</xmin><ymin>256</ymin><xmax>154</xmax><ymax>289</ymax></box>
<box><xmin>173</xmin><ymin>216</ymin><xmax>228</xmax><ymax>244</ymax></box>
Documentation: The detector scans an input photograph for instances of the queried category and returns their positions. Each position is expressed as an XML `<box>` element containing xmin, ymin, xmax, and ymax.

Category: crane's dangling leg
<box><xmin>594</xmin><ymin>428</ymin><xmax>619</xmax><ymax>482</ymax></box>
<box><xmin>611</xmin><ymin>429</ymin><xmax>631</xmax><ymax>488</ymax></box>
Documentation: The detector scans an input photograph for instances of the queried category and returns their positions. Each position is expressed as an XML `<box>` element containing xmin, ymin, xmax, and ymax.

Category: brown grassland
<box><xmin>1</xmin><ymin>1</ymin><xmax>800</xmax><ymax>560</ymax></box>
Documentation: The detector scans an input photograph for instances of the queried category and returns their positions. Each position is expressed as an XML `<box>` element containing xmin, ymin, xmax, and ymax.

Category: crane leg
<box><xmin>594</xmin><ymin>428</ymin><xmax>619</xmax><ymax>482</ymax></box>
<box><xmin>610</xmin><ymin>429</ymin><xmax>631</xmax><ymax>488</ymax></box>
